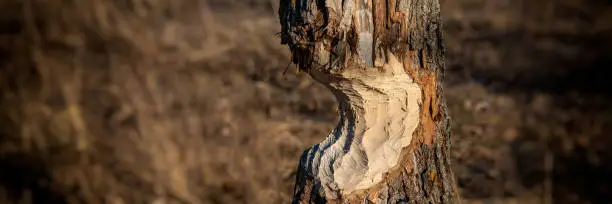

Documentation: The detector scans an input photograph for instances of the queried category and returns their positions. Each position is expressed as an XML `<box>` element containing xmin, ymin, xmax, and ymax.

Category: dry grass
<box><xmin>0</xmin><ymin>0</ymin><xmax>330</xmax><ymax>203</ymax></box>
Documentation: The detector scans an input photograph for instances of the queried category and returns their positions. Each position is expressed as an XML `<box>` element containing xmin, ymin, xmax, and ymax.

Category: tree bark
<box><xmin>278</xmin><ymin>0</ymin><xmax>460</xmax><ymax>203</ymax></box>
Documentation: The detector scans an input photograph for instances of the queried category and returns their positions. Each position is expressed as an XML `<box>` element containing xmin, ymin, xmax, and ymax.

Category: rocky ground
<box><xmin>0</xmin><ymin>0</ymin><xmax>611</xmax><ymax>203</ymax></box>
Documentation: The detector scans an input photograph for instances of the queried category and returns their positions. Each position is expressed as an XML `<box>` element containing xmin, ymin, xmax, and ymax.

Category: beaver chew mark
<box><xmin>302</xmin><ymin>54</ymin><xmax>422</xmax><ymax>197</ymax></box>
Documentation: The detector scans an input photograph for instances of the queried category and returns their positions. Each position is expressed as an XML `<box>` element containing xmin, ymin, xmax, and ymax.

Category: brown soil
<box><xmin>0</xmin><ymin>0</ymin><xmax>611</xmax><ymax>203</ymax></box>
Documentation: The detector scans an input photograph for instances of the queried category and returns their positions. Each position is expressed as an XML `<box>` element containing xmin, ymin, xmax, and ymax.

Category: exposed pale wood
<box><xmin>278</xmin><ymin>0</ymin><xmax>460</xmax><ymax>203</ymax></box>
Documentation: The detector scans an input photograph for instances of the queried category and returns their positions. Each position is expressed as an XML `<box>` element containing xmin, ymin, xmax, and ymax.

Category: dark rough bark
<box><xmin>279</xmin><ymin>0</ymin><xmax>460</xmax><ymax>203</ymax></box>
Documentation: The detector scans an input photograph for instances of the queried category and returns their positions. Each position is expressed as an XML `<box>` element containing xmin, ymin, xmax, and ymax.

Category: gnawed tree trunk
<box><xmin>278</xmin><ymin>0</ymin><xmax>460</xmax><ymax>203</ymax></box>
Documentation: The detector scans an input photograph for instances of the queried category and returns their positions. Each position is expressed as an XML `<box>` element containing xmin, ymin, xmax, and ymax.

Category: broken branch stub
<box><xmin>279</xmin><ymin>0</ymin><xmax>460</xmax><ymax>203</ymax></box>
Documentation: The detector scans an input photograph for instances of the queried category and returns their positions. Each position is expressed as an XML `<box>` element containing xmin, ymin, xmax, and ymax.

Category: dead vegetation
<box><xmin>0</xmin><ymin>0</ymin><xmax>316</xmax><ymax>203</ymax></box>
<box><xmin>0</xmin><ymin>0</ymin><xmax>611</xmax><ymax>203</ymax></box>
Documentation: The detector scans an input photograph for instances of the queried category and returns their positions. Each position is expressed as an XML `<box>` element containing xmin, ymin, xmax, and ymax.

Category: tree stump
<box><xmin>278</xmin><ymin>0</ymin><xmax>460</xmax><ymax>203</ymax></box>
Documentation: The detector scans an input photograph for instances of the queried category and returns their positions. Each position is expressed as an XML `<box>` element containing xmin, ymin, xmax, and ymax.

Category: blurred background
<box><xmin>0</xmin><ymin>0</ymin><xmax>611</xmax><ymax>203</ymax></box>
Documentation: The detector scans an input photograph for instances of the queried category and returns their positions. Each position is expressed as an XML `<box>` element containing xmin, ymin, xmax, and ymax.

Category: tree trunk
<box><xmin>278</xmin><ymin>0</ymin><xmax>460</xmax><ymax>203</ymax></box>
